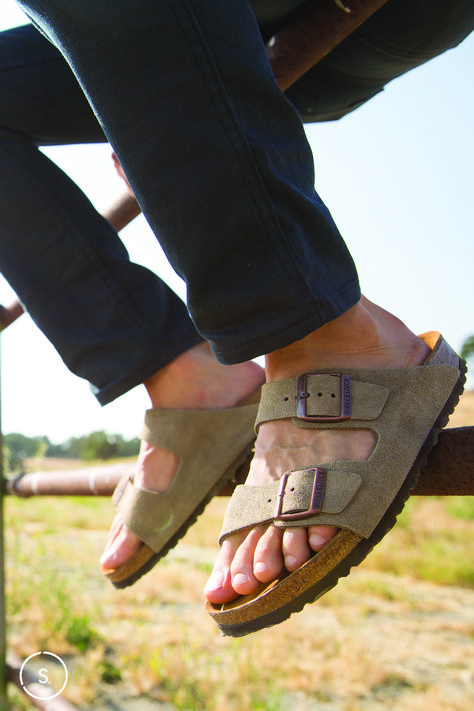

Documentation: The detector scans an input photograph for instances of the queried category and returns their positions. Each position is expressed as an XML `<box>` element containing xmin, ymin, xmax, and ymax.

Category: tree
<box><xmin>80</xmin><ymin>431</ymin><xmax>119</xmax><ymax>461</ymax></box>
<box><xmin>461</xmin><ymin>335</ymin><xmax>474</xmax><ymax>361</ymax></box>
<box><xmin>3</xmin><ymin>433</ymin><xmax>51</xmax><ymax>472</ymax></box>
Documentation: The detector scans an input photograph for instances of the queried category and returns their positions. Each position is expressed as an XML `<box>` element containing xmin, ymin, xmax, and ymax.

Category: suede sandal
<box><xmin>106</xmin><ymin>390</ymin><xmax>260</xmax><ymax>588</ymax></box>
<box><xmin>207</xmin><ymin>332</ymin><xmax>466</xmax><ymax>636</ymax></box>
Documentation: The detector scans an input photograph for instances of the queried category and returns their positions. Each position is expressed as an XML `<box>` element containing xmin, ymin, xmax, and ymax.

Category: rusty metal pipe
<box><xmin>266</xmin><ymin>0</ymin><xmax>391</xmax><ymax>91</ymax></box>
<box><xmin>228</xmin><ymin>427</ymin><xmax>474</xmax><ymax>497</ymax></box>
<box><xmin>0</xmin><ymin>301</ymin><xmax>24</xmax><ymax>332</ymax></box>
<box><xmin>101</xmin><ymin>189</ymin><xmax>141</xmax><ymax>233</ymax></box>
<box><xmin>4</xmin><ymin>427</ymin><xmax>474</xmax><ymax>498</ymax></box>
<box><xmin>413</xmin><ymin>427</ymin><xmax>474</xmax><ymax>496</ymax></box>
<box><xmin>4</xmin><ymin>462</ymin><xmax>134</xmax><ymax>498</ymax></box>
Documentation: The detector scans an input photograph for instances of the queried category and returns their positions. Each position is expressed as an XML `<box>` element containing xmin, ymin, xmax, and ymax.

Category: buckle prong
<box><xmin>274</xmin><ymin>468</ymin><xmax>327</xmax><ymax>522</ymax></box>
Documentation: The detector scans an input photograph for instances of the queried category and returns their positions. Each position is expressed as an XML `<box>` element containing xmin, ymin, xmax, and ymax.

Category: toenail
<box><xmin>309</xmin><ymin>533</ymin><xmax>328</xmax><ymax>550</ymax></box>
<box><xmin>254</xmin><ymin>561</ymin><xmax>269</xmax><ymax>575</ymax></box>
<box><xmin>284</xmin><ymin>555</ymin><xmax>297</xmax><ymax>568</ymax></box>
<box><xmin>204</xmin><ymin>570</ymin><xmax>225</xmax><ymax>591</ymax></box>
<box><xmin>233</xmin><ymin>573</ymin><xmax>250</xmax><ymax>586</ymax></box>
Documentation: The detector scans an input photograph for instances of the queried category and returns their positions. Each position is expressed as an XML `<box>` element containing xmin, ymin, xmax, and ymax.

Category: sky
<box><xmin>0</xmin><ymin>3</ymin><xmax>473</xmax><ymax>443</ymax></box>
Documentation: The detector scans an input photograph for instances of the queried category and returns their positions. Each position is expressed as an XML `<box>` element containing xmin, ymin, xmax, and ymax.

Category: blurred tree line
<box><xmin>3</xmin><ymin>431</ymin><xmax>140</xmax><ymax>472</ymax></box>
<box><xmin>461</xmin><ymin>336</ymin><xmax>474</xmax><ymax>361</ymax></box>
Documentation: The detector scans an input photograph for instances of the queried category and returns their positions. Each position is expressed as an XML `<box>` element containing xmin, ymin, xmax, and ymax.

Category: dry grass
<box><xmin>447</xmin><ymin>389</ymin><xmax>474</xmax><ymax>428</ymax></box>
<box><xmin>2</xmin><ymin>392</ymin><xmax>474</xmax><ymax>710</ymax></box>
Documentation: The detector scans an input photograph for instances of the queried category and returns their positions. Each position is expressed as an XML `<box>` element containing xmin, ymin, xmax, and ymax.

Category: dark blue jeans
<box><xmin>0</xmin><ymin>24</ymin><xmax>204</xmax><ymax>405</ymax></box>
<box><xmin>14</xmin><ymin>0</ymin><xmax>361</xmax><ymax>366</ymax></box>
<box><xmin>5</xmin><ymin>1</ymin><xmax>473</xmax><ymax>404</ymax></box>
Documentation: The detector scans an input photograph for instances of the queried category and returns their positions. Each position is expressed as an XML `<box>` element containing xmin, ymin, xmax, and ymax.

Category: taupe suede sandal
<box><xmin>106</xmin><ymin>389</ymin><xmax>260</xmax><ymax>588</ymax></box>
<box><xmin>207</xmin><ymin>333</ymin><xmax>466</xmax><ymax>636</ymax></box>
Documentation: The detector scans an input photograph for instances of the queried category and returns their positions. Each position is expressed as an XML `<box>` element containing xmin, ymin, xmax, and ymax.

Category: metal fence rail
<box><xmin>2</xmin><ymin>424</ymin><xmax>474</xmax><ymax>500</ymax></box>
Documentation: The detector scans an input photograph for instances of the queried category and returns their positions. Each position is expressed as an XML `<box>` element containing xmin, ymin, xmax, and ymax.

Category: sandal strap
<box><xmin>255</xmin><ymin>375</ymin><xmax>389</xmax><ymax>429</ymax></box>
<box><xmin>218</xmin><ymin>467</ymin><xmax>362</xmax><ymax>544</ymax></box>
<box><xmin>219</xmin><ymin>333</ymin><xmax>464</xmax><ymax>543</ymax></box>
<box><xmin>113</xmin><ymin>403</ymin><xmax>259</xmax><ymax>550</ymax></box>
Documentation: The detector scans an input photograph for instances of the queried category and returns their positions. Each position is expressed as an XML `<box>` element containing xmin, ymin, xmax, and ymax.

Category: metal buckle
<box><xmin>274</xmin><ymin>468</ymin><xmax>327</xmax><ymax>522</ymax></box>
<box><xmin>296</xmin><ymin>373</ymin><xmax>351</xmax><ymax>422</ymax></box>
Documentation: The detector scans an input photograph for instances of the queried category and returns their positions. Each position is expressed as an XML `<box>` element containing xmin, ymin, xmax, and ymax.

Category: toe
<box><xmin>204</xmin><ymin>531</ymin><xmax>247</xmax><ymax>604</ymax></box>
<box><xmin>282</xmin><ymin>527</ymin><xmax>311</xmax><ymax>571</ymax></box>
<box><xmin>100</xmin><ymin>520</ymin><xmax>141</xmax><ymax>573</ymax></box>
<box><xmin>230</xmin><ymin>527</ymin><xmax>268</xmax><ymax>595</ymax></box>
<box><xmin>105</xmin><ymin>513</ymin><xmax>123</xmax><ymax>546</ymax></box>
<box><xmin>253</xmin><ymin>525</ymin><xmax>284</xmax><ymax>582</ymax></box>
<box><xmin>308</xmin><ymin>525</ymin><xmax>339</xmax><ymax>552</ymax></box>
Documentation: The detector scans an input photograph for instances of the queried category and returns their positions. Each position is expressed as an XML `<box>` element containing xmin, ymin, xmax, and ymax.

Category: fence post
<box><xmin>0</xmin><ymin>338</ymin><xmax>8</xmax><ymax>710</ymax></box>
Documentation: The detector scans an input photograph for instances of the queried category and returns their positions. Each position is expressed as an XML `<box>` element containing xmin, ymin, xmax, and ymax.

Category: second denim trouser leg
<box><xmin>18</xmin><ymin>0</ymin><xmax>361</xmax><ymax>364</ymax></box>
<box><xmin>279</xmin><ymin>0</ymin><xmax>474</xmax><ymax>122</ymax></box>
<box><xmin>0</xmin><ymin>25</ymin><xmax>203</xmax><ymax>405</ymax></box>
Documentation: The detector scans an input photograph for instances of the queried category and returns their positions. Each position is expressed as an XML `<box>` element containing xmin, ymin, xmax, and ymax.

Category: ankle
<box><xmin>265</xmin><ymin>297</ymin><xmax>430</xmax><ymax>381</ymax></box>
<box><xmin>144</xmin><ymin>342</ymin><xmax>264</xmax><ymax>410</ymax></box>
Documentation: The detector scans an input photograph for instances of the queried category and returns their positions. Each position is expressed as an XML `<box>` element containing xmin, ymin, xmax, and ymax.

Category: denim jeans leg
<box><xmin>17</xmin><ymin>0</ymin><xmax>361</xmax><ymax>364</ymax></box>
<box><xmin>0</xmin><ymin>24</ymin><xmax>202</xmax><ymax>405</ymax></box>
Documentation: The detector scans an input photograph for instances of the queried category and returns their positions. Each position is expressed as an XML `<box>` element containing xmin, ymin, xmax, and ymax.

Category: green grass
<box><xmin>447</xmin><ymin>495</ymin><xmax>474</xmax><ymax>521</ymax></box>
<box><xmin>361</xmin><ymin>497</ymin><xmax>474</xmax><ymax>587</ymax></box>
<box><xmin>2</xmin><ymin>479</ymin><xmax>474</xmax><ymax>710</ymax></box>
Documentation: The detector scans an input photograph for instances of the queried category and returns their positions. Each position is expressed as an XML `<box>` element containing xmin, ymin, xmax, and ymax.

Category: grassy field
<box><xmin>2</xmin><ymin>394</ymin><xmax>474</xmax><ymax>710</ymax></box>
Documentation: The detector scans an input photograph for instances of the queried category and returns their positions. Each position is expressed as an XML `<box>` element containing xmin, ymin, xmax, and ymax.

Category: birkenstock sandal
<box><xmin>106</xmin><ymin>390</ymin><xmax>260</xmax><ymax>588</ymax></box>
<box><xmin>207</xmin><ymin>332</ymin><xmax>466</xmax><ymax>636</ymax></box>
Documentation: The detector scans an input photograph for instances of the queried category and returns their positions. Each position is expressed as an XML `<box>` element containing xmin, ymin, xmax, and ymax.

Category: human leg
<box><xmin>204</xmin><ymin>297</ymin><xmax>431</xmax><ymax>603</ymax></box>
<box><xmin>16</xmin><ymin>0</ymin><xmax>361</xmax><ymax>364</ymax></box>
<box><xmin>0</xmin><ymin>23</ymin><xmax>203</xmax><ymax>403</ymax></box>
<box><xmin>0</xmin><ymin>22</ymin><xmax>265</xmax><ymax>584</ymax></box>
<box><xmin>101</xmin><ymin>341</ymin><xmax>264</xmax><ymax>586</ymax></box>
<box><xmin>17</xmin><ymin>2</ymin><xmax>465</xmax><ymax>620</ymax></box>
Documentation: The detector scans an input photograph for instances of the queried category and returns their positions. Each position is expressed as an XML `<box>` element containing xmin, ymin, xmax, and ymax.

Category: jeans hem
<box><xmin>213</xmin><ymin>280</ymin><xmax>361</xmax><ymax>365</ymax></box>
<box><xmin>93</xmin><ymin>332</ymin><xmax>205</xmax><ymax>406</ymax></box>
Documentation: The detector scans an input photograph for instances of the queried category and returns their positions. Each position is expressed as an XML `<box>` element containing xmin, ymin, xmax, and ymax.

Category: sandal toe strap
<box><xmin>113</xmin><ymin>475</ymin><xmax>177</xmax><ymax>549</ymax></box>
<box><xmin>218</xmin><ymin>467</ymin><xmax>362</xmax><ymax>544</ymax></box>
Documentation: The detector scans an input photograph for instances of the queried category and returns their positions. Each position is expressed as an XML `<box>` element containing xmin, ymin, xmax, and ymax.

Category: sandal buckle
<box><xmin>296</xmin><ymin>373</ymin><xmax>351</xmax><ymax>422</ymax></box>
<box><xmin>275</xmin><ymin>468</ymin><xmax>327</xmax><ymax>522</ymax></box>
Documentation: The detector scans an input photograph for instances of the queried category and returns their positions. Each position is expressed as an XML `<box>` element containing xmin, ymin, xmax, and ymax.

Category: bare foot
<box><xmin>204</xmin><ymin>297</ymin><xmax>431</xmax><ymax>603</ymax></box>
<box><xmin>100</xmin><ymin>341</ymin><xmax>264</xmax><ymax>574</ymax></box>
